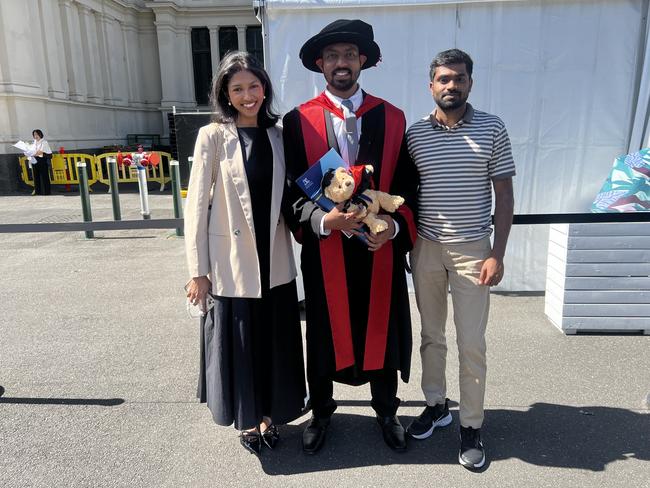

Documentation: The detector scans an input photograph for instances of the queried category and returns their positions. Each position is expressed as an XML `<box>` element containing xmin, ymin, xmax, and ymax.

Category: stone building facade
<box><xmin>0</xmin><ymin>0</ymin><xmax>261</xmax><ymax>191</ymax></box>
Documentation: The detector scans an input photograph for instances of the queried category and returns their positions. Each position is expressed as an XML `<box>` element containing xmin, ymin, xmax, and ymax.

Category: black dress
<box><xmin>197</xmin><ymin>127</ymin><xmax>306</xmax><ymax>430</ymax></box>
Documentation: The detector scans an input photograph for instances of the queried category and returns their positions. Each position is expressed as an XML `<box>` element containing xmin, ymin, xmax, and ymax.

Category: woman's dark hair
<box><xmin>429</xmin><ymin>49</ymin><xmax>474</xmax><ymax>80</ymax></box>
<box><xmin>32</xmin><ymin>129</ymin><xmax>44</xmax><ymax>139</ymax></box>
<box><xmin>209</xmin><ymin>51</ymin><xmax>279</xmax><ymax>128</ymax></box>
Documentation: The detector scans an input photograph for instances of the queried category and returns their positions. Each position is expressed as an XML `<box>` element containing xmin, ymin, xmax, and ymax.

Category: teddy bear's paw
<box><xmin>370</xmin><ymin>221</ymin><xmax>388</xmax><ymax>234</ymax></box>
<box><xmin>384</xmin><ymin>196</ymin><xmax>405</xmax><ymax>212</ymax></box>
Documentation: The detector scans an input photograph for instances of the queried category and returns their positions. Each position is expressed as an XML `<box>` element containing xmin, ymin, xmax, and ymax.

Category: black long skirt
<box><xmin>197</xmin><ymin>280</ymin><xmax>306</xmax><ymax>430</ymax></box>
<box><xmin>33</xmin><ymin>157</ymin><xmax>51</xmax><ymax>195</ymax></box>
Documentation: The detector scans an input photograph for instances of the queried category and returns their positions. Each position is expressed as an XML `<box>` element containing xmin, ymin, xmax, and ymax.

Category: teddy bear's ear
<box><xmin>365</xmin><ymin>165</ymin><xmax>374</xmax><ymax>173</ymax></box>
<box><xmin>336</xmin><ymin>167</ymin><xmax>347</xmax><ymax>174</ymax></box>
<box><xmin>321</xmin><ymin>168</ymin><xmax>336</xmax><ymax>191</ymax></box>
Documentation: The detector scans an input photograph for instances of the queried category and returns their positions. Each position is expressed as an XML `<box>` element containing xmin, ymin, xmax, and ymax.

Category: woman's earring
<box><xmin>228</xmin><ymin>101</ymin><xmax>232</xmax><ymax>106</ymax></box>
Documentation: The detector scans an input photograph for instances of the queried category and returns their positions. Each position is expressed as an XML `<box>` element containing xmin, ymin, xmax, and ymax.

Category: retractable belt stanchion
<box><xmin>76</xmin><ymin>161</ymin><xmax>94</xmax><ymax>239</ymax></box>
<box><xmin>170</xmin><ymin>160</ymin><xmax>184</xmax><ymax>236</ymax></box>
<box><xmin>107</xmin><ymin>156</ymin><xmax>122</xmax><ymax>221</ymax></box>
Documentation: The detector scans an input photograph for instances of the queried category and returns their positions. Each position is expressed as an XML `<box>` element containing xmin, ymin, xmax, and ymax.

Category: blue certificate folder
<box><xmin>295</xmin><ymin>148</ymin><xmax>368</xmax><ymax>243</ymax></box>
<box><xmin>295</xmin><ymin>148</ymin><xmax>348</xmax><ymax>211</ymax></box>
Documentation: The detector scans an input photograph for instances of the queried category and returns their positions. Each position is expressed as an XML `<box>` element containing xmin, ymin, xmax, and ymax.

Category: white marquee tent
<box><xmin>259</xmin><ymin>0</ymin><xmax>650</xmax><ymax>291</ymax></box>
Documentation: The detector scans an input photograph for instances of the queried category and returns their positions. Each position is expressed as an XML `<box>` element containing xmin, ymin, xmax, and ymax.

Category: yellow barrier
<box><xmin>18</xmin><ymin>156</ymin><xmax>33</xmax><ymax>188</ymax></box>
<box><xmin>94</xmin><ymin>152</ymin><xmax>172</xmax><ymax>191</ymax></box>
<box><xmin>19</xmin><ymin>154</ymin><xmax>98</xmax><ymax>189</ymax></box>
<box><xmin>19</xmin><ymin>151</ymin><xmax>172</xmax><ymax>191</ymax></box>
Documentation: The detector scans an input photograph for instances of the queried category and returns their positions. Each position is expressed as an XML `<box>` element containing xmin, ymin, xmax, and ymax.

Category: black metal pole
<box><xmin>170</xmin><ymin>160</ymin><xmax>184</xmax><ymax>236</ymax></box>
<box><xmin>77</xmin><ymin>161</ymin><xmax>94</xmax><ymax>239</ymax></box>
<box><xmin>107</xmin><ymin>157</ymin><xmax>121</xmax><ymax>221</ymax></box>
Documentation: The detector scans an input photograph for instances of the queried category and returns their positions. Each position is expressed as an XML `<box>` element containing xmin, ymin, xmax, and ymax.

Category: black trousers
<box><xmin>32</xmin><ymin>158</ymin><xmax>51</xmax><ymax>195</ymax></box>
<box><xmin>308</xmin><ymin>369</ymin><xmax>400</xmax><ymax>418</ymax></box>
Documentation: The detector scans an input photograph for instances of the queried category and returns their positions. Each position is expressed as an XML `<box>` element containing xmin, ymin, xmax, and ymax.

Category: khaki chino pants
<box><xmin>411</xmin><ymin>236</ymin><xmax>491</xmax><ymax>429</ymax></box>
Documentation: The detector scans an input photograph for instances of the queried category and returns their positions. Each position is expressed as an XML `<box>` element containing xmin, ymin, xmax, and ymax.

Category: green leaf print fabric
<box><xmin>591</xmin><ymin>148</ymin><xmax>650</xmax><ymax>212</ymax></box>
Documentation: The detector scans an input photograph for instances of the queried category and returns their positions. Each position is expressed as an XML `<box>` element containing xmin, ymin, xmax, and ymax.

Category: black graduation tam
<box><xmin>299</xmin><ymin>19</ymin><xmax>381</xmax><ymax>72</ymax></box>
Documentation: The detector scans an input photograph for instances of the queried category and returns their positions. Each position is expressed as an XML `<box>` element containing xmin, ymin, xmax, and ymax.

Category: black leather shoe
<box><xmin>261</xmin><ymin>424</ymin><xmax>280</xmax><ymax>449</ymax></box>
<box><xmin>377</xmin><ymin>415</ymin><xmax>407</xmax><ymax>451</ymax></box>
<box><xmin>302</xmin><ymin>415</ymin><xmax>330</xmax><ymax>454</ymax></box>
<box><xmin>239</xmin><ymin>429</ymin><xmax>262</xmax><ymax>455</ymax></box>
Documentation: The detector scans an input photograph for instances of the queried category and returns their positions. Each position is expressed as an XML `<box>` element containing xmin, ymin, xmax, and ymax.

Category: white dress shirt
<box><xmin>323</xmin><ymin>88</ymin><xmax>363</xmax><ymax>165</ymax></box>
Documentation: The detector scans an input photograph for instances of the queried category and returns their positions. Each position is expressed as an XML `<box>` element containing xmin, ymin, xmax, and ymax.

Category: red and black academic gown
<box><xmin>283</xmin><ymin>92</ymin><xmax>419</xmax><ymax>385</ymax></box>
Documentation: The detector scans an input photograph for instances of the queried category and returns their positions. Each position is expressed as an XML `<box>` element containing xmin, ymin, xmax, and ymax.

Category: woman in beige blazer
<box><xmin>184</xmin><ymin>51</ymin><xmax>305</xmax><ymax>455</ymax></box>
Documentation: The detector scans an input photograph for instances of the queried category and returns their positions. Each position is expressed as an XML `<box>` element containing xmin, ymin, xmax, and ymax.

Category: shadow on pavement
<box><xmin>0</xmin><ymin>386</ymin><xmax>124</xmax><ymax>406</ymax></box>
<box><xmin>258</xmin><ymin>403</ymin><xmax>649</xmax><ymax>474</ymax></box>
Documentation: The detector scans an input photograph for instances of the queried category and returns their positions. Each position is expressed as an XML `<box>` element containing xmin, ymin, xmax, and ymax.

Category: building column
<box><xmin>127</xmin><ymin>21</ymin><xmax>144</xmax><ymax>107</ymax></box>
<box><xmin>78</xmin><ymin>5</ymin><xmax>102</xmax><ymax>103</ymax></box>
<box><xmin>237</xmin><ymin>25</ymin><xmax>247</xmax><ymax>52</ymax></box>
<box><xmin>106</xmin><ymin>18</ymin><xmax>128</xmax><ymax>106</ymax></box>
<box><xmin>59</xmin><ymin>0</ymin><xmax>87</xmax><ymax>101</ymax></box>
<box><xmin>209</xmin><ymin>26</ymin><xmax>220</xmax><ymax>72</ymax></box>
<box><xmin>136</xmin><ymin>20</ymin><xmax>160</xmax><ymax>108</ymax></box>
<box><xmin>155</xmin><ymin>20</ymin><xmax>192</xmax><ymax>108</ymax></box>
<box><xmin>32</xmin><ymin>0</ymin><xmax>54</xmax><ymax>98</ymax></box>
<box><xmin>96</xmin><ymin>12</ymin><xmax>113</xmax><ymax>104</ymax></box>
<box><xmin>183</xmin><ymin>26</ymin><xmax>196</xmax><ymax>106</ymax></box>
<box><xmin>155</xmin><ymin>20</ymin><xmax>176</xmax><ymax>107</ymax></box>
<box><xmin>121</xmin><ymin>22</ymin><xmax>138</xmax><ymax>106</ymax></box>
<box><xmin>37</xmin><ymin>0</ymin><xmax>67</xmax><ymax>99</ymax></box>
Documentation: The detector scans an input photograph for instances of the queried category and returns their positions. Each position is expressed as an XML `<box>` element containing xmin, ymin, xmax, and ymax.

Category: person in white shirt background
<box><xmin>29</xmin><ymin>129</ymin><xmax>53</xmax><ymax>195</ymax></box>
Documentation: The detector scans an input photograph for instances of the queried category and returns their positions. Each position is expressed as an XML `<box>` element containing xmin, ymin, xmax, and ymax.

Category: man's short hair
<box><xmin>429</xmin><ymin>49</ymin><xmax>473</xmax><ymax>80</ymax></box>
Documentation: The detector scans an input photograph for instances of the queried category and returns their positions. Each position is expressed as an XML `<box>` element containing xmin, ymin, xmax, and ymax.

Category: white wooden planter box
<box><xmin>544</xmin><ymin>223</ymin><xmax>650</xmax><ymax>335</ymax></box>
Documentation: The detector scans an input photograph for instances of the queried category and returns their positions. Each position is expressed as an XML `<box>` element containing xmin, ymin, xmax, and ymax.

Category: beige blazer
<box><xmin>184</xmin><ymin>122</ymin><xmax>296</xmax><ymax>298</ymax></box>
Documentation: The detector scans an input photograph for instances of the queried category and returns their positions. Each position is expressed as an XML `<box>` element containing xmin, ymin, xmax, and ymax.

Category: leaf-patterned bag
<box><xmin>591</xmin><ymin>148</ymin><xmax>650</xmax><ymax>212</ymax></box>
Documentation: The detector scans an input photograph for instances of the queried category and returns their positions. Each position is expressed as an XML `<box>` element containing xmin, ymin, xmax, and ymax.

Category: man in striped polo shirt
<box><xmin>405</xmin><ymin>49</ymin><xmax>515</xmax><ymax>469</ymax></box>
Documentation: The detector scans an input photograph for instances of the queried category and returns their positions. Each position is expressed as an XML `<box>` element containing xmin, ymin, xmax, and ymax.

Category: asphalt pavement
<box><xmin>1</xmin><ymin>192</ymin><xmax>648</xmax><ymax>488</ymax></box>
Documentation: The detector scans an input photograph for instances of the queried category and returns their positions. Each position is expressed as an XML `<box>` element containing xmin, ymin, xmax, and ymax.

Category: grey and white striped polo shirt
<box><xmin>406</xmin><ymin>104</ymin><xmax>515</xmax><ymax>243</ymax></box>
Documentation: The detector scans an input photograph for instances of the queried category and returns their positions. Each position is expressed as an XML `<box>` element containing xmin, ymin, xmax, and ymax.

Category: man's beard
<box><xmin>328</xmin><ymin>69</ymin><xmax>358</xmax><ymax>92</ymax></box>
<box><xmin>437</xmin><ymin>92</ymin><xmax>467</xmax><ymax>109</ymax></box>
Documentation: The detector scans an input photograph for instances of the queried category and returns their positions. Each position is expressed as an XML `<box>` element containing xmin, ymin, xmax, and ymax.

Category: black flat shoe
<box><xmin>261</xmin><ymin>424</ymin><xmax>280</xmax><ymax>449</ymax></box>
<box><xmin>302</xmin><ymin>415</ymin><xmax>330</xmax><ymax>454</ymax></box>
<box><xmin>377</xmin><ymin>415</ymin><xmax>407</xmax><ymax>451</ymax></box>
<box><xmin>239</xmin><ymin>429</ymin><xmax>262</xmax><ymax>455</ymax></box>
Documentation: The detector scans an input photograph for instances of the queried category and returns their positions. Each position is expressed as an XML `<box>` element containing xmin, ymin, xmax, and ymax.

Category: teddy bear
<box><xmin>321</xmin><ymin>165</ymin><xmax>405</xmax><ymax>234</ymax></box>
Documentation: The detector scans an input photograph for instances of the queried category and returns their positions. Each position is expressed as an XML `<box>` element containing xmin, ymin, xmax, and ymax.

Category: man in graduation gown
<box><xmin>283</xmin><ymin>19</ymin><xmax>419</xmax><ymax>453</ymax></box>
